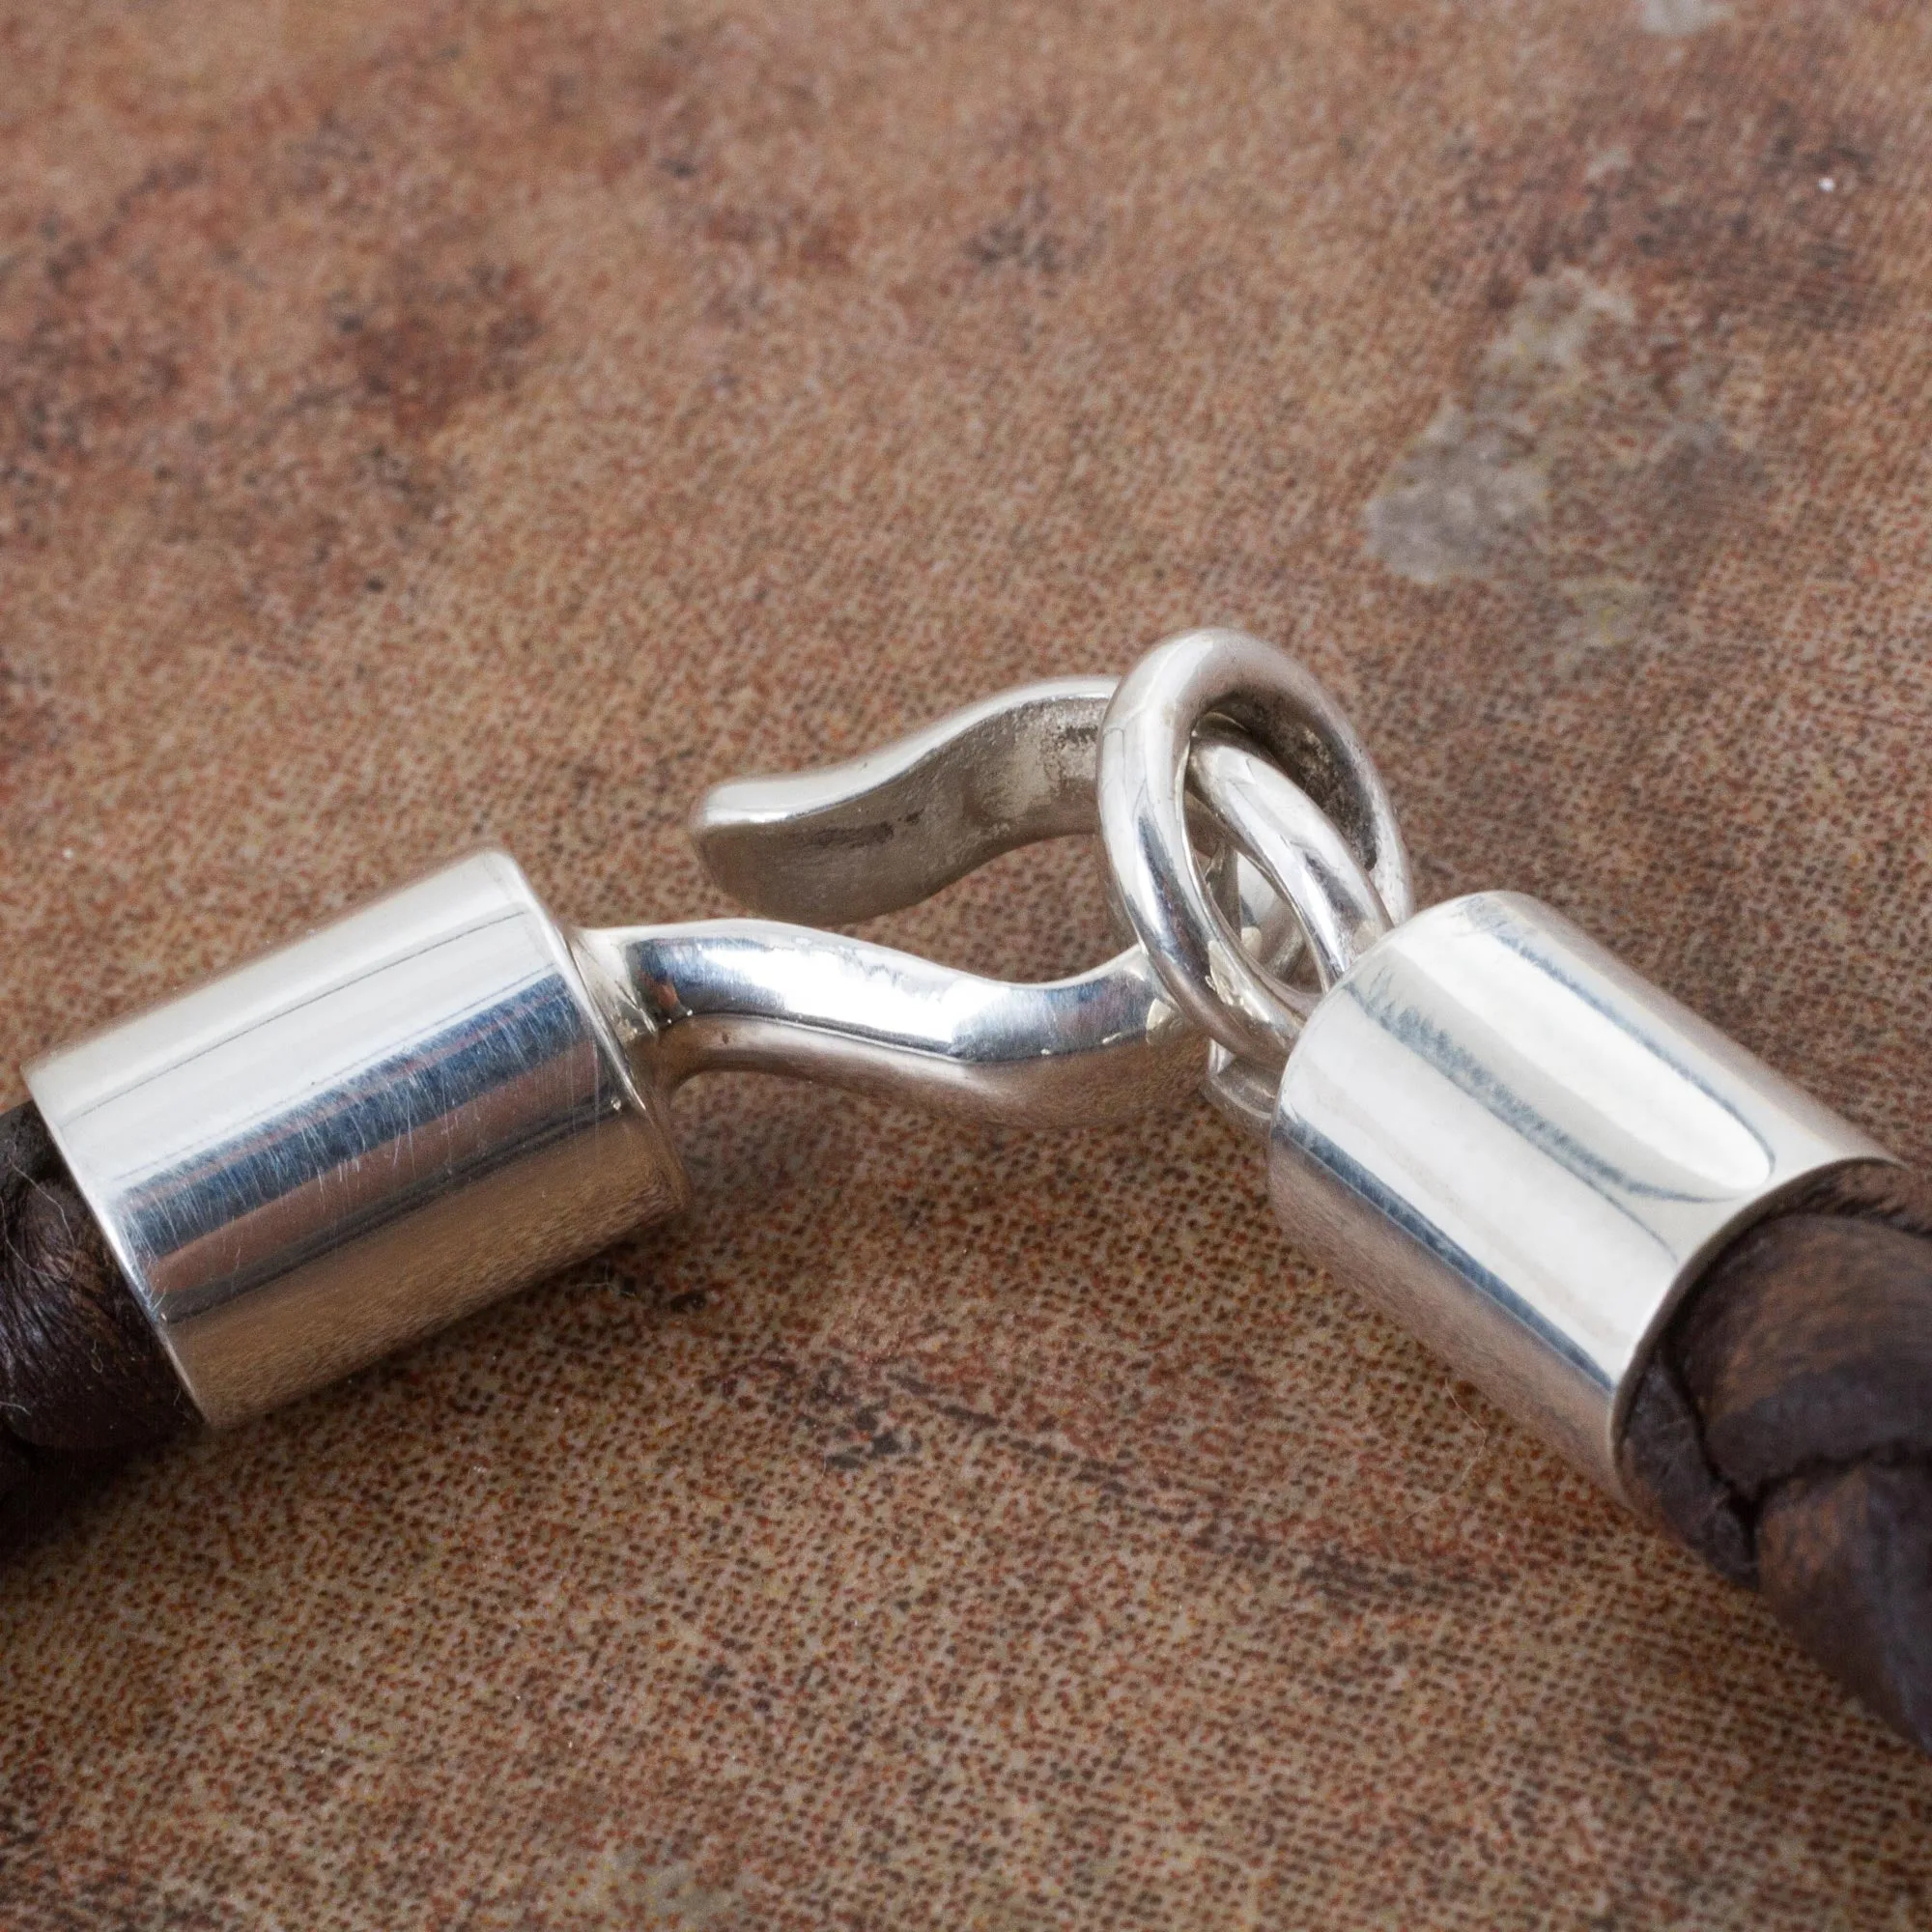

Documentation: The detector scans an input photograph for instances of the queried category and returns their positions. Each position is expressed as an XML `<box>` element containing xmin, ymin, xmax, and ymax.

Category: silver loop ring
<box><xmin>1097</xmin><ymin>628</ymin><xmax>1414</xmax><ymax>1072</ymax></box>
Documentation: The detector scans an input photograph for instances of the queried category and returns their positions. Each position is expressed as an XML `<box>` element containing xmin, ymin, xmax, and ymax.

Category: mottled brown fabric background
<box><xmin>3</xmin><ymin>1</ymin><xmax>1931</xmax><ymax>1925</ymax></box>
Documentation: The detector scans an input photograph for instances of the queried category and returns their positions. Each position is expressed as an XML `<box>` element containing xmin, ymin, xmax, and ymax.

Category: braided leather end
<box><xmin>1624</xmin><ymin>1166</ymin><xmax>1932</xmax><ymax>1752</ymax></box>
<box><xmin>0</xmin><ymin>1103</ymin><xmax>196</xmax><ymax>1549</ymax></box>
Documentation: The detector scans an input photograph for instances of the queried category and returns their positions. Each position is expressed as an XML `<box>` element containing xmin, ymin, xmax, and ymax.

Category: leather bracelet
<box><xmin>7</xmin><ymin>630</ymin><xmax>1925</xmax><ymax>1755</ymax></box>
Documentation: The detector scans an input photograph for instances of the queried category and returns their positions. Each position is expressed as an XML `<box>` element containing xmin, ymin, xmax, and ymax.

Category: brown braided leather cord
<box><xmin>0</xmin><ymin>1101</ymin><xmax>196</xmax><ymax>1551</ymax></box>
<box><xmin>1623</xmin><ymin>1164</ymin><xmax>1932</xmax><ymax>1754</ymax></box>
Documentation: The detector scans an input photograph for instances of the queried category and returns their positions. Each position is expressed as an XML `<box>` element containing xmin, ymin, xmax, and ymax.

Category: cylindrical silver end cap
<box><xmin>26</xmin><ymin>851</ymin><xmax>688</xmax><ymax>1428</ymax></box>
<box><xmin>1267</xmin><ymin>891</ymin><xmax>1893</xmax><ymax>1499</ymax></box>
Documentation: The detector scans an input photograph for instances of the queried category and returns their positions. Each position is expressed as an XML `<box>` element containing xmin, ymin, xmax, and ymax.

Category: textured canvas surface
<box><xmin>3</xmin><ymin>2</ymin><xmax>1931</xmax><ymax>1925</ymax></box>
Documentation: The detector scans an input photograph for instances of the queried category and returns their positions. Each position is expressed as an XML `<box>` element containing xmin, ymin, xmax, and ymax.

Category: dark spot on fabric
<box><xmin>966</xmin><ymin>186</ymin><xmax>1076</xmax><ymax>274</ymax></box>
<box><xmin>701</xmin><ymin>203</ymin><xmax>857</xmax><ymax>278</ymax></box>
<box><xmin>343</xmin><ymin>262</ymin><xmax>542</xmax><ymax>440</ymax></box>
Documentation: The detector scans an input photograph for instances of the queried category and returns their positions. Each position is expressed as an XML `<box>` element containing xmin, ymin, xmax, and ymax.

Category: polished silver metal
<box><xmin>1097</xmin><ymin>627</ymin><xmax>1413</xmax><ymax>1075</ymax></box>
<box><xmin>1187</xmin><ymin>729</ymin><xmax>1389</xmax><ymax>998</ymax></box>
<box><xmin>580</xmin><ymin>922</ymin><xmax>1194</xmax><ymax>1131</ymax></box>
<box><xmin>1186</xmin><ymin>729</ymin><xmax>1395</xmax><ymax>1137</ymax></box>
<box><xmin>695</xmin><ymin>676</ymin><xmax>1115</xmax><ymax>925</ymax></box>
<box><xmin>26</xmin><ymin>675</ymin><xmax>1228</xmax><ymax>1427</ymax></box>
<box><xmin>690</xmin><ymin>673</ymin><xmax>1378</xmax><ymax>1129</ymax></box>
<box><xmin>681</xmin><ymin>673</ymin><xmax>1202</xmax><ymax>1125</ymax></box>
<box><xmin>27</xmin><ymin>852</ymin><xmax>687</xmax><ymax>1428</ymax></box>
<box><xmin>1265</xmin><ymin>892</ymin><xmax>1894</xmax><ymax>1497</ymax></box>
<box><xmin>1087</xmin><ymin>633</ymin><xmax>1900</xmax><ymax>1499</ymax></box>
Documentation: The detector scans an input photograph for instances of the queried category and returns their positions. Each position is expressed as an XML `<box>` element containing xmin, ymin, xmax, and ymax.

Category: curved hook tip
<box><xmin>691</xmin><ymin>677</ymin><xmax>1117</xmax><ymax>925</ymax></box>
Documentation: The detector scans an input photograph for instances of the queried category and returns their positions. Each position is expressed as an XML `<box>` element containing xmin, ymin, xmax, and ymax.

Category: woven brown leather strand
<box><xmin>0</xmin><ymin>1103</ymin><xmax>195</xmax><ymax>1551</ymax></box>
<box><xmin>1623</xmin><ymin>1165</ymin><xmax>1932</xmax><ymax>1753</ymax></box>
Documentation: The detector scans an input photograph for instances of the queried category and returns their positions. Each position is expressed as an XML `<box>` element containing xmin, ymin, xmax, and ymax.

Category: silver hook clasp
<box><xmin>576</xmin><ymin>676</ymin><xmax>1203</xmax><ymax>1131</ymax></box>
<box><xmin>623</xmin><ymin>631</ymin><xmax>1419</xmax><ymax>1141</ymax></box>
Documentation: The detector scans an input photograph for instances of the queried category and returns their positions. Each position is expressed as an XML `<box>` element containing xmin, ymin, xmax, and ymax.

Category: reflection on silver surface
<box><xmin>28</xmin><ymin>853</ymin><xmax>685</xmax><ymax>1428</ymax></box>
<box><xmin>582</xmin><ymin>922</ymin><xmax>1196</xmax><ymax>1130</ymax></box>
<box><xmin>695</xmin><ymin>677</ymin><xmax>1117</xmax><ymax>925</ymax></box>
<box><xmin>1188</xmin><ymin>727</ymin><xmax>1390</xmax><ymax>1004</ymax></box>
<box><xmin>1267</xmin><ymin>892</ymin><xmax>1893</xmax><ymax>1495</ymax></box>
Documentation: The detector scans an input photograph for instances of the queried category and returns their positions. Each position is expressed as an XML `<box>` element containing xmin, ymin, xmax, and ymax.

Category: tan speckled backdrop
<box><xmin>4</xmin><ymin>1</ymin><xmax>1932</xmax><ymax>1925</ymax></box>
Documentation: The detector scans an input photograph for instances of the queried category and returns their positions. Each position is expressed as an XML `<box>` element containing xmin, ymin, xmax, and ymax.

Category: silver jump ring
<box><xmin>1098</xmin><ymin>628</ymin><xmax>1414</xmax><ymax>1072</ymax></box>
<box><xmin>1189</xmin><ymin>734</ymin><xmax>1393</xmax><ymax>1139</ymax></box>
